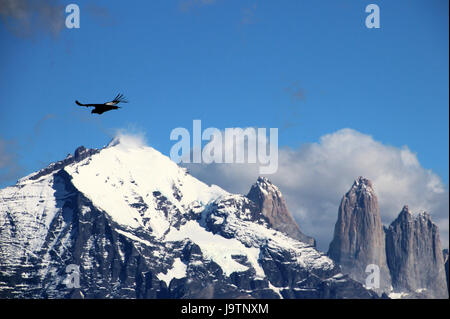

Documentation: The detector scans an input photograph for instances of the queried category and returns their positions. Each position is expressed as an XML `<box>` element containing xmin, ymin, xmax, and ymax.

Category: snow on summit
<box><xmin>0</xmin><ymin>132</ymin><xmax>378</xmax><ymax>299</ymax></box>
<box><xmin>64</xmin><ymin>133</ymin><xmax>227</xmax><ymax>233</ymax></box>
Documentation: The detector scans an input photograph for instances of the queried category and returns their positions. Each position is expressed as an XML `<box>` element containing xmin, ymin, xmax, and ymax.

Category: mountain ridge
<box><xmin>0</xmin><ymin>138</ymin><xmax>378</xmax><ymax>299</ymax></box>
<box><xmin>328</xmin><ymin>177</ymin><xmax>448</xmax><ymax>299</ymax></box>
<box><xmin>246</xmin><ymin>176</ymin><xmax>316</xmax><ymax>246</ymax></box>
<box><xmin>385</xmin><ymin>205</ymin><xmax>448</xmax><ymax>298</ymax></box>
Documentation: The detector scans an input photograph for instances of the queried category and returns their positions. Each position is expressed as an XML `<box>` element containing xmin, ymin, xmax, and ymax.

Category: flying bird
<box><xmin>75</xmin><ymin>93</ymin><xmax>128</xmax><ymax>114</ymax></box>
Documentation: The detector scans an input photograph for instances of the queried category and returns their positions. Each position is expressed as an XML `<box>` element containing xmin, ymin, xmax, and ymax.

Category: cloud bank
<box><xmin>184</xmin><ymin>128</ymin><xmax>449</xmax><ymax>251</ymax></box>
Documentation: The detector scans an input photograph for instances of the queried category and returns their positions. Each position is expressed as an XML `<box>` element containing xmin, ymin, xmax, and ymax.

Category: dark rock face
<box><xmin>0</xmin><ymin>170</ymin><xmax>254</xmax><ymax>299</ymax></box>
<box><xmin>28</xmin><ymin>146</ymin><xmax>99</xmax><ymax>181</ymax></box>
<box><xmin>0</xmin><ymin>149</ymin><xmax>378</xmax><ymax>299</ymax></box>
<box><xmin>201</xmin><ymin>194</ymin><xmax>378</xmax><ymax>299</ymax></box>
<box><xmin>328</xmin><ymin>177</ymin><xmax>391</xmax><ymax>293</ymax></box>
<box><xmin>328</xmin><ymin>177</ymin><xmax>448</xmax><ymax>299</ymax></box>
<box><xmin>385</xmin><ymin>206</ymin><xmax>448</xmax><ymax>299</ymax></box>
<box><xmin>246</xmin><ymin>177</ymin><xmax>315</xmax><ymax>246</ymax></box>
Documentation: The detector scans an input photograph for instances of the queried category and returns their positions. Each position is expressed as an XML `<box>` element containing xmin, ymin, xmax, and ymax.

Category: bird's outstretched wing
<box><xmin>75</xmin><ymin>100</ymin><xmax>94</xmax><ymax>107</ymax></box>
<box><xmin>105</xmin><ymin>93</ymin><xmax>128</xmax><ymax>105</ymax></box>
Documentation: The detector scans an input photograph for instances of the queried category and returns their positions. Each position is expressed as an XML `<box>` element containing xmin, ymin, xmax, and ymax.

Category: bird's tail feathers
<box><xmin>113</xmin><ymin>93</ymin><xmax>128</xmax><ymax>104</ymax></box>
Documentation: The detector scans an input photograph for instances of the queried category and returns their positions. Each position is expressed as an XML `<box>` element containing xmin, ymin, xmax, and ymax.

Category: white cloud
<box><xmin>184</xmin><ymin>128</ymin><xmax>449</xmax><ymax>251</ymax></box>
<box><xmin>108</xmin><ymin>129</ymin><xmax>147</xmax><ymax>150</ymax></box>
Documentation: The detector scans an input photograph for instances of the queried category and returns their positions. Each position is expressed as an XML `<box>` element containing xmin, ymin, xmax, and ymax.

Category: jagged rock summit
<box><xmin>328</xmin><ymin>177</ymin><xmax>448</xmax><ymax>299</ymax></box>
<box><xmin>246</xmin><ymin>176</ymin><xmax>315</xmax><ymax>246</ymax></box>
<box><xmin>0</xmin><ymin>137</ymin><xmax>377</xmax><ymax>299</ymax></box>
<box><xmin>385</xmin><ymin>205</ymin><xmax>448</xmax><ymax>299</ymax></box>
<box><xmin>328</xmin><ymin>176</ymin><xmax>392</xmax><ymax>293</ymax></box>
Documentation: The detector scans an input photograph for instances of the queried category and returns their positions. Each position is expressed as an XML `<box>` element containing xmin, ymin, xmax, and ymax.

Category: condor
<box><xmin>75</xmin><ymin>93</ymin><xmax>128</xmax><ymax>114</ymax></box>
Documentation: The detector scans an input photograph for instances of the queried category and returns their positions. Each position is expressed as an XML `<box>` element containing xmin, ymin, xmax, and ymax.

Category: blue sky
<box><xmin>0</xmin><ymin>0</ymin><xmax>448</xmax><ymax>189</ymax></box>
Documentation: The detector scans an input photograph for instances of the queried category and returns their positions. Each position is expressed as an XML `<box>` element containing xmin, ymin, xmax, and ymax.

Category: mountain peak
<box><xmin>253</xmin><ymin>176</ymin><xmax>281</xmax><ymax>196</ymax></box>
<box><xmin>0</xmin><ymin>141</ymin><xmax>378</xmax><ymax>299</ymax></box>
<box><xmin>74</xmin><ymin>145</ymin><xmax>87</xmax><ymax>157</ymax></box>
<box><xmin>18</xmin><ymin>145</ymin><xmax>99</xmax><ymax>183</ymax></box>
<box><xmin>355</xmin><ymin>175</ymin><xmax>371</xmax><ymax>184</ymax></box>
<box><xmin>106</xmin><ymin>133</ymin><xmax>147</xmax><ymax>150</ymax></box>
<box><xmin>64</xmin><ymin>140</ymin><xmax>227</xmax><ymax>232</ymax></box>
<box><xmin>328</xmin><ymin>177</ymin><xmax>392</xmax><ymax>293</ymax></box>
<box><xmin>256</xmin><ymin>176</ymin><xmax>270</xmax><ymax>184</ymax></box>
<box><xmin>417</xmin><ymin>211</ymin><xmax>431</xmax><ymax>221</ymax></box>
<box><xmin>386</xmin><ymin>206</ymin><xmax>448</xmax><ymax>298</ymax></box>
<box><xmin>351</xmin><ymin>176</ymin><xmax>374</xmax><ymax>192</ymax></box>
<box><xmin>399</xmin><ymin>205</ymin><xmax>412</xmax><ymax>216</ymax></box>
<box><xmin>247</xmin><ymin>177</ymin><xmax>315</xmax><ymax>246</ymax></box>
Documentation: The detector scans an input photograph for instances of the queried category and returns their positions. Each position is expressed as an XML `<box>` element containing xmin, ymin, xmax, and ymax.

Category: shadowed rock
<box><xmin>28</xmin><ymin>146</ymin><xmax>99</xmax><ymax>181</ymax></box>
<box><xmin>385</xmin><ymin>206</ymin><xmax>448</xmax><ymax>299</ymax></box>
<box><xmin>246</xmin><ymin>177</ymin><xmax>316</xmax><ymax>246</ymax></box>
<box><xmin>328</xmin><ymin>176</ymin><xmax>391</xmax><ymax>294</ymax></box>
<box><xmin>0</xmin><ymin>146</ymin><xmax>378</xmax><ymax>299</ymax></box>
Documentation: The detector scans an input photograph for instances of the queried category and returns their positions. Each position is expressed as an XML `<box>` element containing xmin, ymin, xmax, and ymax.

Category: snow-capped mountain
<box><xmin>0</xmin><ymin>136</ymin><xmax>377</xmax><ymax>299</ymax></box>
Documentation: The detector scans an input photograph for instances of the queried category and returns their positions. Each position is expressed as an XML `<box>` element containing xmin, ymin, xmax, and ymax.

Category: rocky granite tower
<box><xmin>0</xmin><ymin>141</ymin><xmax>377</xmax><ymax>299</ymax></box>
<box><xmin>246</xmin><ymin>177</ymin><xmax>315</xmax><ymax>246</ymax></box>
<box><xmin>328</xmin><ymin>177</ymin><xmax>391</xmax><ymax>293</ymax></box>
<box><xmin>385</xmin><ymin>206</ymin><xmax>448</xmax><ymax>298</ymax></box>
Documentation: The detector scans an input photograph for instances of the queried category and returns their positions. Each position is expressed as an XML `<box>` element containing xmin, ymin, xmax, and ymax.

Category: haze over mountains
<box><xmin>0</xmin><ymin>135</ymin><xmax>448</xmax><ymax>298</ymax></box>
